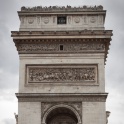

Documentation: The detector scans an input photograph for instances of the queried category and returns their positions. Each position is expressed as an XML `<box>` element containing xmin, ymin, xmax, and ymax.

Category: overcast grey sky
<box><xmin>0</xmin><ymin>0</ymin><xmax>124</xmax><ymax>124</ymax></box>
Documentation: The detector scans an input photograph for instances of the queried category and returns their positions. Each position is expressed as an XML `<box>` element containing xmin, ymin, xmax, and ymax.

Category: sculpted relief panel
<box><xmin>26</xmin><ymin>65</ymin><xmax>98</xmax><ymax>84</ymax></box>
<box><xmin>17</xmin><ymin>41</ymin><xmax>105</xmax><ymax>53</ymax></box>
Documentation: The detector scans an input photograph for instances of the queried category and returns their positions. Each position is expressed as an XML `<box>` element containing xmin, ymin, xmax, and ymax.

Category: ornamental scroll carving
<box><xmin>74</xmin><ymin>17</ymin><xmax>80</xmax><ymax>23</ymax></box>
<box><xmin>27</xmin><ymin>65</ymin><xmax>97</xmax><ymax>83</ymax></box>
<box><xmin>17</xmin><ymin>42</ymin><xmax>105</xmax><ymax>53</ymax></box>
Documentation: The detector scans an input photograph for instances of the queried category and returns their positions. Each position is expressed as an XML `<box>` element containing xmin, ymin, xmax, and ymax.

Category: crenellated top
<box><xmin>21</xmin><ymin>5</ymin><xmax>104</xmax><ymax>12</ymax></box>
<box><xmin>18</xmin><ymin>5</ymin><xmax>106</xmax><ymax>31</ymax></box>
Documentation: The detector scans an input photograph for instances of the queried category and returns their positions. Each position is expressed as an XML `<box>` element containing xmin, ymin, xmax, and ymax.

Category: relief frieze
<box><xmin>18</xmin><ymin>44</ymin><xmax>59</xmax><ymax>52</ymax></box>
<box><xmin>17</xmin><ymin>42</ymin><xmax>105</xmax><ymax>53</ymax></box>
<box><xmin>27</xmin><ymin>65</ymin><xmax>97</xmax><ymax>84</ymax></box>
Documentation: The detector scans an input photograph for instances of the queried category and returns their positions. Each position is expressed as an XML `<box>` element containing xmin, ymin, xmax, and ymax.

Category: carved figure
<box><xmin>106</xmin><ymin>111</ymin><xmax>110</xmax><ymax>124</ymax></box>
<box><xmin>74</xmin><ymin>17</ymin><xmax>80</xmax><ymax>23</ymax></box>
<box><xmin>14</xmin><ymin>113</ymin><xmax>18</xmax><ymax>124</ymax></box>
<box><xmin>28</xmin><ymin>67</ymin><xmax>96</xmax><ymax>82</ymax></box>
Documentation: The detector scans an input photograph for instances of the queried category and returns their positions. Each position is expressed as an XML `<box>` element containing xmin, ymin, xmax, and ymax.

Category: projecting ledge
<box><xmin>16</xmin><ymin>93</ymin><xmax>108</xmax><ymax>102</ymax></box>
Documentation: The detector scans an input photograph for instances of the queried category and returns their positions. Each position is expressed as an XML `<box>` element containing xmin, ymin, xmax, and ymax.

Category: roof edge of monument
<box><xmin>11</xmin><ymin>30</ymin><xmax>113</xmax><ymax>37</ymax></box>
<box><xmin>20</xmin><ymin>5</ymin><xmax>105</xmax><ymax>12</ymax></box>
<box><xmin>15</xmin><ymin>93</ymin><xmax>108</xmax><ymax>102</ymax></box>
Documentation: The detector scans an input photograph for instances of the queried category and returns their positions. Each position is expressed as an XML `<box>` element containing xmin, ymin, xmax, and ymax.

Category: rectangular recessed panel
<box><xmin>26</xmin><ymin>65</ymin><xmax>98</xmax><ymax>85</ymax></box>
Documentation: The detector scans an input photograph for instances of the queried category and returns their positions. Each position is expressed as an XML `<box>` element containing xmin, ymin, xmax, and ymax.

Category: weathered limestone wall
<box><xmin>12</xmin><ymin>5</ymin><xmax>112</xmax><ymax>124</ymax></box>
<box><xmin>19</xmin><ymin>53</ymin><xmax>105</xmax><ymax>93</ymax></box>
<box><xmin>18</xmin><ymin>102</ymin><xmax>41</xmax><ymax>124</ymax></box>
<box><xmin>82</xmin><ymin>102</ymin><xmax>106</xmax><ymax>124</ymax></box>
<box><xmin>18</xmin><ymin>102</ymin><xmax>106</xmax><ymax>124</ymax></box>
<box><xmin>19</xmin><ymin>5</ymin><xmax>105</xmax><ymax>31</ymax></box>
<box><xmin>19</xmin><ymin>15</ymin><xmax>105</xmax><ymax>31</ymax></box>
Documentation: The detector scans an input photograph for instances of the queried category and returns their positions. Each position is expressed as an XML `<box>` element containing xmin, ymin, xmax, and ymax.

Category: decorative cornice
<box><xmin>11</xmin><ymin>30</ymin><xmax>112</xmax><ymax>63</ymax></box>
<box><xmin>20</xmin><ymin>5</ymin><xmax>104</xmax><ymax>12</ymax></box>
<box><xmin>11</xmin><ymin>30</ymin><xmax>113</xmax><ymax>37</ymax></box>
<box><xmin>16</xmin><ymin>93</ymin><xmax>108</xmax><ymax>102</ymax></box>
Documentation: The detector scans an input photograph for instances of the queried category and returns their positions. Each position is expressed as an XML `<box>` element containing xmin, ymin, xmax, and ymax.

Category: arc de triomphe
<box><xmin>12</xmin><ymin>5</ymin><xmax>112</xmax><ymax>124</ymax></box>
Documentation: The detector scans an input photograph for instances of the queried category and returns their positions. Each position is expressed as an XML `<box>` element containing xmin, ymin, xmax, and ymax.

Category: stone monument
<box><xmin>11</xmin><ymin>5</ymin><xmax>113</xmax><ymax>124</ymax></box>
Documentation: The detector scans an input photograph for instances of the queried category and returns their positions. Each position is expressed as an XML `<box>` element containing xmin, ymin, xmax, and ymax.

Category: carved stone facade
<box><xmin>12</xmin><ymin>5</ymin><xmax>112</xmax><ymax>124</ymax></box>
<box><xmin>27</xmin><ymin>65</ymin><xmax>97</xmax><ymax>84</ymax></box>
<box><xmin>17</xmin><ymin>42</ymin><xmax>105</xmax><ymax>53</ymax></box>
<box><xmin>19</xmin><ymin>15</ymin><xmax>104</xmax><ymax>31</ymax></box>
<box><xmin>18</xmin><ymin>5</ymin><xmax>106</xmax><ymax>31</ymax></box>
<box><xmin>41</xmin><ymin>102</ymin><xmax>82</xmax><ymax>122</ymax></box>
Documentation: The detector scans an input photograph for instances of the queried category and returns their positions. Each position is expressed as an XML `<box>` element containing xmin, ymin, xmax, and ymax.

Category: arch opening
<box><xmin>45</xmin><ymin>106</ymin><xmax>79</xmax><ymax>124</ymax></box>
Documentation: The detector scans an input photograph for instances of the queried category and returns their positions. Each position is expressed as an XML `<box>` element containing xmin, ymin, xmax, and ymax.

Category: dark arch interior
<box><xmin>46</xmin><ymin>107</ymin><xmax>78</xmax><ymax>124</ymax></box>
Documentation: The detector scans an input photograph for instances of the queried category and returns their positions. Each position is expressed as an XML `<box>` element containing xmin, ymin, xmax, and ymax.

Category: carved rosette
<box><xmin>28</xmin><ymin>17</ymin><xmax>35</xmax><ymax>24</ymax></box>
<box><xmin>43</xmin><ymin>17</ymin><xmax>49</xmax><ymax>24</ymax></box>
<box><xmin>74</xmin><ymin>17</ymin><xmax>80</xmax><ymax>23</ymax></box>
<box><xmin>26</xmin><ymin>65</ymin><xmax>97</xmax><ymax>85</ymax></box>
<box><xmin>90</xmin><ymin>16</ymin><xmax>96</xmax><ymax>23</ymax></box>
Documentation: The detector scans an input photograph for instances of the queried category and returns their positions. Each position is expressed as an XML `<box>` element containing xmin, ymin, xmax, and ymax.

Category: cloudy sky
<box><xmin>0</xmin><ymin>0</ymin><xmax>124</xmax><ymax>124</ymax></box>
